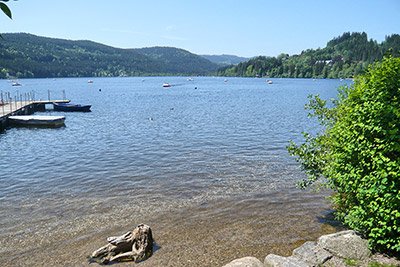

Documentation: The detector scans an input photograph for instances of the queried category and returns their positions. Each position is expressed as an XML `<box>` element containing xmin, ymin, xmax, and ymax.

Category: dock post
<box><xmin>1</xmin><ymin>92</ymin><xmax>4</xmax><ymax>116</ymax></box>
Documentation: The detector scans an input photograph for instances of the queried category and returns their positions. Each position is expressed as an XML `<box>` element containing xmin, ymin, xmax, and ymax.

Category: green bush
<box><xmin>287</xmin><ymin>56</ymin><xmax>400</xmax><ymax>254</ymax></box>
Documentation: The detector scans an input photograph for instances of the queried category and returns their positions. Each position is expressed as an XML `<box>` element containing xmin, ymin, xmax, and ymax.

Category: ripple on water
<box><xmin>0</xmin><ymin>77</ymin><xmax>348</xmax><ymax>265</ymax></box>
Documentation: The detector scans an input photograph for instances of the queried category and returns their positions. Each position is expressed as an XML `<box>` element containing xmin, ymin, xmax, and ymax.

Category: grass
<box><xmin>344</xmin><ymin>258</ymin><xmax>360</xmax><ymax>266</ymax></box>
<box><xmin>368</xmin><ymin>262</ymin><xmax>397</xmax><ymax>267</ymax></box>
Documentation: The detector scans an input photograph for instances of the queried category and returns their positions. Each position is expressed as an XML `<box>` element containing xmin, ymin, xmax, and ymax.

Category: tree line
<box><xmin>217</xmin><ymin>32</ymin><xmax>400</xmax><ymax>79</ymax></box>
<box><xmin>1</xmin><ymin>32</ymin><xmax>399</xmax><ymax>79</ymax></box>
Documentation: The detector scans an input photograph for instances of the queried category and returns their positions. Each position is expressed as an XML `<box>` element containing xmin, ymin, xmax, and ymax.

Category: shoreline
<box><xmin>1</xmin><ymin>189</ymin><xmax>342</xmax><ymax>266</ymax></box>
<box><xmin>225</xmin><ymin>230</ymin><xmax>400</xmax><ymax>267</ymax></box>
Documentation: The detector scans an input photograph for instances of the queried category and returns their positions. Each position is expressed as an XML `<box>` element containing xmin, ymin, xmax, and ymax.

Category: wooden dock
<box><xmin>0</xmin><ymin>99</ymin><xmax>70</xmax><ymax>131</ymax></box>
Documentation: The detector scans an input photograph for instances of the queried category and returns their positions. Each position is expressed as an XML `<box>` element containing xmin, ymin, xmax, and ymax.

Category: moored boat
<box><xmin>8</xmin><ymin>115</ymin><xmax>66</xmax><ymax>127</ymax></box>
<box><xmin>53</xmin><ymin>102</ymin><xmax>91</xmax><ymax>112</ymax></box>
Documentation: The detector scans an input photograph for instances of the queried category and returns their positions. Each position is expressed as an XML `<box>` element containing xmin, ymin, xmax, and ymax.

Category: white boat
<box><xmin>162</xmin><ymin>83</ymin><xmax>171</xmax><ymax>87</ymax></box>
<box><xmin>8</xmin><ymin>115</ymin><xmax>66</xmax><ymax>127</ymax></box>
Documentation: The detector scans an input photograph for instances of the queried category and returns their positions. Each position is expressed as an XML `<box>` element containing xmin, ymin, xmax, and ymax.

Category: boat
<box><xmin>12</xmin><ymin>82</ymin><xmax>22</xmax><ymax>86</ymax></box>
<box><xmin>162</xmin><ymin>83</ymin><xmax>171</xmax><ymax>87</ymax></box>
<box><xmin>88</xmin><ymin>80</ymin><xmax>94</xmax><ymax>83</ymax></box>
<box><xmin>53</xmin><ymin>102</ymin><xmax>91</xmax><ymax>112</ymax></box>
<box><xmin>8</xmin><ymin>115</ymin><xmax>66</xmax><ymax>127</ymax></box>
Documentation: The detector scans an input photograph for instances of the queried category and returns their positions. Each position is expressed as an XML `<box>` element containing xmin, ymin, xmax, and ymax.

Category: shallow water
<box><xmin>0</xmin><ymin>77</ymin><xmax>349</xmax><ymax>266</ymax></box>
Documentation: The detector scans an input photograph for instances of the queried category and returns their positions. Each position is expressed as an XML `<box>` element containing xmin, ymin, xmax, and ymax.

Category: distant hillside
<box><xmin>0</xmin><ymin>33</ymin><xmax>219</xmax><ymax>78</ymax></box>
<box><xmin>200</xmin><ymin>54</ymin><xmax>250</xmax><ymax>66</ymax></box>
<box><xmin>134</xmin><ymin>46</ymin><xmax>219</xmax><ymax>74</ymax></box>
<box><xmin>218</xmin><ymin>32</ymin><xmax>400</xmax><ymax>79</ymax></box>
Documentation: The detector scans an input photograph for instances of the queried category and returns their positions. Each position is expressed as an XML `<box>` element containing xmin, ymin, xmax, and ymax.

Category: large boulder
<box><xmin>222</xmin><ymin>256</ymin><xmax>264</xmax><ymax>267</ymax></box>
<box><xmin>318</xmin><ymin>230</ymin><xmax>371</xmax><ymax>260</ymax></box>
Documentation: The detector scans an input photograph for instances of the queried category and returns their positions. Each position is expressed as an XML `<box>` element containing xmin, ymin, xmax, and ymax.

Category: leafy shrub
<box><xmin>287</xmin><ymin>56</ymin><xmax>400</xmax><ymax>254</ymax></box>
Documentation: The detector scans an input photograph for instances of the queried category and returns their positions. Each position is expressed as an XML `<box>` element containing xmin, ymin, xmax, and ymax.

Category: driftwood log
<box><xmin>91</xmin><ymin>224</ymin><xmax>153</xmax><ymax>264</ymax></box>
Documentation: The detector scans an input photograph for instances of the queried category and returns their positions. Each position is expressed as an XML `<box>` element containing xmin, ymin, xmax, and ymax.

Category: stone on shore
<box><xmin>223</xmin><ymin>256</ymin><xmax>264</xmax><ymax>267</ymax></box>
<box><xmin>262</xmin><ymin>230</ymin><xmax>372</xmax><ymax>267</ymax></box>
<box><xmin>318</xmin><ymin>230</ymin><xmax>371</xmax><ymax>260</ymax></box>
<box><xmin>223</xmin><ymin>230</ymin><xmax>400</xmax><ymax>267</ymax></box>
<box><xmin>264</xmin><ymin>254</ymin><xmax>309</xmax><ymax>267</ymax></box>
<box><xmin>292</xmin><ymin>241</ymin><xmax>332</xmax><ymax>265</ymax></box>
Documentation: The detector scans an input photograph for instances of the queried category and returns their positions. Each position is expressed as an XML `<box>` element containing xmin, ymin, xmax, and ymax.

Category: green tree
<box><xmin>287</xmin><ymin>56</ymin><xmax>400</xmax><ymax>254</ymax></box>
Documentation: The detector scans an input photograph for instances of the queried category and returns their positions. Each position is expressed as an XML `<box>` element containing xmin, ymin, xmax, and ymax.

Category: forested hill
<box><xmin>0</xmin><ymin>33</ymin><xmax>220</xmax><ymax>78</ymax></box>
<box><xmin>217</xmin><ymin>32</ymin><xmax>400</xmax><ymax>79</ymax></box>
<box><xmin>200</xmin><ymin>54</ymin><xmax>250</xmax><ymax>66</ymax></box>
<box><xmin>133</xmin><ymin>46</ymin><xmax>218</xmax><ymax>74</ymax></box>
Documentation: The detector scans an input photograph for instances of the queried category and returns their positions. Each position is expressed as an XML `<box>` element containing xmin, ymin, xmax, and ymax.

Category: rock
<box><xmin>91</xmin><ymin>224</ymin><xmax>153</xmax><ymax>264</ymax></box>
<box><xmin>264</xmin><ymin>254</ymin><xmax>310</xmax><ymax>267</ymax></box>
<box><xmin>223</xmin><ymin>256</ymin><xmax>264</xmax><ymax>267</ymax></box>
<box><xmin>318</xmin><ymin>230</ymin><xmax>370</xmax><ymax>261</ymax></box>
<box><xmin>292</xmin><ymin>241</ymin><xmax>332</xmax><ymax>265</ymax></box>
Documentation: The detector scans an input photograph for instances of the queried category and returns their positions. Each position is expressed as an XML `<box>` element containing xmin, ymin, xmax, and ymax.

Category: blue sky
<box><xmin>1</xmin><ymin>0</ymin><xmax>399</xmax><ymax>57</ymax></box>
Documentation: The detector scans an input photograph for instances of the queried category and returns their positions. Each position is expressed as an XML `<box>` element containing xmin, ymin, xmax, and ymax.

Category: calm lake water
<box><xmin>0</xmin><ymin>77</ymin><xmax>349</xmax><ymax>266</ymax></box>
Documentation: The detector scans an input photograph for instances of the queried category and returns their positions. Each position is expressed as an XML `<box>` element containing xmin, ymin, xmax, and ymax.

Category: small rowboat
<box><xmin>8</xmin><ymin>115</ymin><xmax>66</xmax><ymax>127</ymax></box>
<box><xmin>53</xmin><ymin>102</ymin><xmax>91</xmax><ymax>112</ymax></box>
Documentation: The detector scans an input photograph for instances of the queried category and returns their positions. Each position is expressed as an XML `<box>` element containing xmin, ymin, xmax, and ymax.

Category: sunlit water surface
<box><xmin>0</xmin><ymin>77</ymin><xmax>349</xmax><ymax>266</ymax></box>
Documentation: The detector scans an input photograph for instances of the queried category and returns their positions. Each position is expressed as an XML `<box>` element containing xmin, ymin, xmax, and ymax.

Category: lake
<box><xmin>0</xmin><ymin>77</ymin><xmax>349</xmax><ymax>266</ymax></box>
